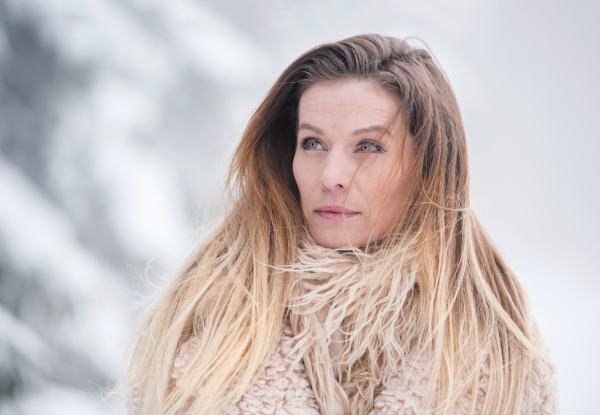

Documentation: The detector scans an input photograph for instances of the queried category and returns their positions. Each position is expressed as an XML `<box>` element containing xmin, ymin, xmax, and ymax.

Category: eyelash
<box><xmin>299</xmin><ymin>137</ymin><xmax>322</xmax><ymax>150</ymax></box>
<box><xmin>299</xmin><ymin>137</ymin><xmax>386</xmax><ymax>153</ymax></box>
<box><xmin>356</xmin><ymin>140</ymin><xmax>386</xmax><ymax>153</ymax></box>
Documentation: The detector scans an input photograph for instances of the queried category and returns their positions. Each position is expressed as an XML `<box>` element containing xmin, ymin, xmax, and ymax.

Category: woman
<box><xmin>124</xmin><ymin>35</ymin><xmax>558</xmax><ymax>415</ymax></box>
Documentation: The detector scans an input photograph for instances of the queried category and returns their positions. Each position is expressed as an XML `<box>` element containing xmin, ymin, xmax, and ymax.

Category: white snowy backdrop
<box><xmin>0</xmin><ymin>0</ymin><xmax>598</xmax><ymax>414</ymax></box>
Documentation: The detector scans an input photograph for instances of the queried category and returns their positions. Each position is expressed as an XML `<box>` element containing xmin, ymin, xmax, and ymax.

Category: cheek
<box><xmin>365</xmin><ymin>169</ymin><xmax>409</xmax><ymax>220</ymax></box>
<box><xmin>292</xmin><ymin>154</ymin><xmax>312</xmax><ymax>210</ymax></box>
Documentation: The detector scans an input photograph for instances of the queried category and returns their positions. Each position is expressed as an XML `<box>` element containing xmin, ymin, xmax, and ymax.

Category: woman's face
<box><xmin>293</xmin><ymin>80</ymin><xmax>414</xmax><ymax>249</ymax></box>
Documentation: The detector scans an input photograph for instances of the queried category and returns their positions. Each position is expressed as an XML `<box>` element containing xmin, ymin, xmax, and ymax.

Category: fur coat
<box><xmin>127</xmin><ymin>236</ymin><xmax>559</xmax><ymax>415</ymax></box>
<box><xmin>168</xmin><ymin>321</ymin><xmax>558</xmax><ymax>415</ymax></box>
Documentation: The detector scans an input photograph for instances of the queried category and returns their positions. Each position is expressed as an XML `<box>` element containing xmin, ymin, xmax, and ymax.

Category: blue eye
<box><xmin>356</xmin><ymin>141</ymin><xmax>385</xmax><ymax>153</ymax></box>
<box><xmin>300</xmin><ymin>138</ymin><xmax>324</xmax><ymax>150</ymax></box>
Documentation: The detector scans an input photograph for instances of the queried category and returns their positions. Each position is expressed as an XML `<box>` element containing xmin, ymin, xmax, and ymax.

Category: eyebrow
<box><xmin>297</xmin><ymin>122</ymin><xmax>391</xmax><ymax>137</ymax></box>
<box><xmin>297</xmin><ymin>123</ymin><xmax>324</xmax><ymax>135</ymax></box>
<box><xmin>350</xmin><ymin>125</ymin><xmax>391</xmax><ymax>137</ymax></box>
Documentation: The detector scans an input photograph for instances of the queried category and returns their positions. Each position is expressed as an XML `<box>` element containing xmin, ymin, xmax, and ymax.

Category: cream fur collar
<box><xmin>287</xmin><ymin>233</ymin><xmax>421</xmax><ymax>415</ymax></box>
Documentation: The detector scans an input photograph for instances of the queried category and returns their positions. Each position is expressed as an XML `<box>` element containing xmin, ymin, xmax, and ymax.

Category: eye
<box><xmin>356</xmin><ymin>140</ymin><xmax>386</xmax><ymax>153</ymax></box>
<box><xmin>300</xmin><ymin>137</ymin><xmax>325</xmax><ymax>150</ymax></box>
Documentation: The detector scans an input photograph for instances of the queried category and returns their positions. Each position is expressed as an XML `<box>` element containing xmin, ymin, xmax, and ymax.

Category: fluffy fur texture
<box><xmin>287</xmin><ymin>233</ymin><xmax>422</xmax><ymax>415</ymax></box>
<box><xmin>159</xmin><ymin>322</ymin><xmax>558</xmax><ymax>415</ymax></box>
<box><xmin>126</xmin><ymin>235</ymin><xmax>558</xmax><ymax>415</ymax></box>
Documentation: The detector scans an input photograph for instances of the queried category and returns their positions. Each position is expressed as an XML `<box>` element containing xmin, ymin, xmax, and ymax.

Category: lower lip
<box><xmin>315</xmin><ymin>211</ymin><xmax>361</xmax><ymax>221</ymax></box>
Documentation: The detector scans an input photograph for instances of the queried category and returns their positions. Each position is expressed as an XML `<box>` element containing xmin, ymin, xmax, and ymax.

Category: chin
<box><xmin>307</xmin><ymin>225</ymin><xmax>368</xmax><ymax>249</ymax></box>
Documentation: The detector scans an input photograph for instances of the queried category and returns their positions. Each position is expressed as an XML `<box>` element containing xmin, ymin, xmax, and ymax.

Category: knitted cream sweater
<box><xmin>168</xmin><ymin>322</ymin><xmax>558</xmax><ymax>415</ymax></box>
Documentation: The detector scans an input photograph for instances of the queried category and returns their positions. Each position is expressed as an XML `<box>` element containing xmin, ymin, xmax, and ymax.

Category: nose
<box><xmin>320</xmin><ymin>151</ymin><xmax>353</xmax><ymax>192</ymax></box>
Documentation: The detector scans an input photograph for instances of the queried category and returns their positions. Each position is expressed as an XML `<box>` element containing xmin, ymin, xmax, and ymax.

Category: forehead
<box><xmin>298</xmin><ymin>80</ymin><xmax>401</xmax><ymax>130</ymax></box>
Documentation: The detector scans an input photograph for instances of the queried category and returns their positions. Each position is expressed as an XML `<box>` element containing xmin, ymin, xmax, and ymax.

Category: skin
<box><xmin>293</xmin><ymin>79</ymin><xmax>415</xmax><ymax>249</ymax></box>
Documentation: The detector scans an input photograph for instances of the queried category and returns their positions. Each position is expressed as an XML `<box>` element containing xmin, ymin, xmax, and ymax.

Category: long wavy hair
<box><xmin>123</xmin><ymin>34</ymin><xmax>540</xmax><ymax>415</ymax></box>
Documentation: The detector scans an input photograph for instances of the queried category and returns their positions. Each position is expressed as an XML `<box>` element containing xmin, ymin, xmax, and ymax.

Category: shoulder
<box><xmin>172</xmin><ymin>323</ymin><xmax>320</xmax><ymax>415</ymax></box>
<box><xmin>372</xmin><ymin>346</ymin><xmax>559</xmax><ymax>415</ymax></box>
<box><xmin>523</xmin><ymin>345</ymin><xmax>559</xmax><ymax>415</ymax></box>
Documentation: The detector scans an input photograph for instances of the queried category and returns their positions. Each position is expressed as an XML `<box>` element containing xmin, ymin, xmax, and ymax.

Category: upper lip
<box><xmin>315</xmin><ymin>205</ymin><xmax>360</xmax><ymax>214</ymax></box>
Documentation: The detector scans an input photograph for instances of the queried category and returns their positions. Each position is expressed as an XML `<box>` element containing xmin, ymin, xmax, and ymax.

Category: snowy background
<box><xmin>0</xmin><ymin>0</ymin><xmax>598</xmax><ymax>414</ymax></box>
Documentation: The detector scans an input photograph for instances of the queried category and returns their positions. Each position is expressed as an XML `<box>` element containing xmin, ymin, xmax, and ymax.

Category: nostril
<box><xmin>320</xmin><ymin>159</ymin><xmax>352</xmax><ymax>191</ymax></box>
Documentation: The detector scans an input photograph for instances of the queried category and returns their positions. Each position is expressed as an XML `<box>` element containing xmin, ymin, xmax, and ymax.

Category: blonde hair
<box><xmin>123</xmin><ymin>35</ymin><xmax>540</xmax><ymax>415</ymax></box>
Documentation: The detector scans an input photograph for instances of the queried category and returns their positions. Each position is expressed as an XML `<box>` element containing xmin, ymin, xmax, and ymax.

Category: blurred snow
<box><xmin>0</xmin><ymin>0</ymin><xmax>598</xmax><ymax>413</ymax></box>
<box><xmin>0</xmin><ymin>384</ymin><xmax>114</xmax><ymax>415</ymax></box>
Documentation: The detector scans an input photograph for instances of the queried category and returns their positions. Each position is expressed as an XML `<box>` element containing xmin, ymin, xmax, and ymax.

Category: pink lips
<box><xmin>314</xmin><ymin>205</ymin><xmax>360</xmax><ymax>221</ymax></box>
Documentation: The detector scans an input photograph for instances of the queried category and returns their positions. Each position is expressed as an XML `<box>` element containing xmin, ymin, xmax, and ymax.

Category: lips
<box><xmin>314</xmin><ymin>205</ymin><xmax>361</xmax><ymax>221</ymax></box>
